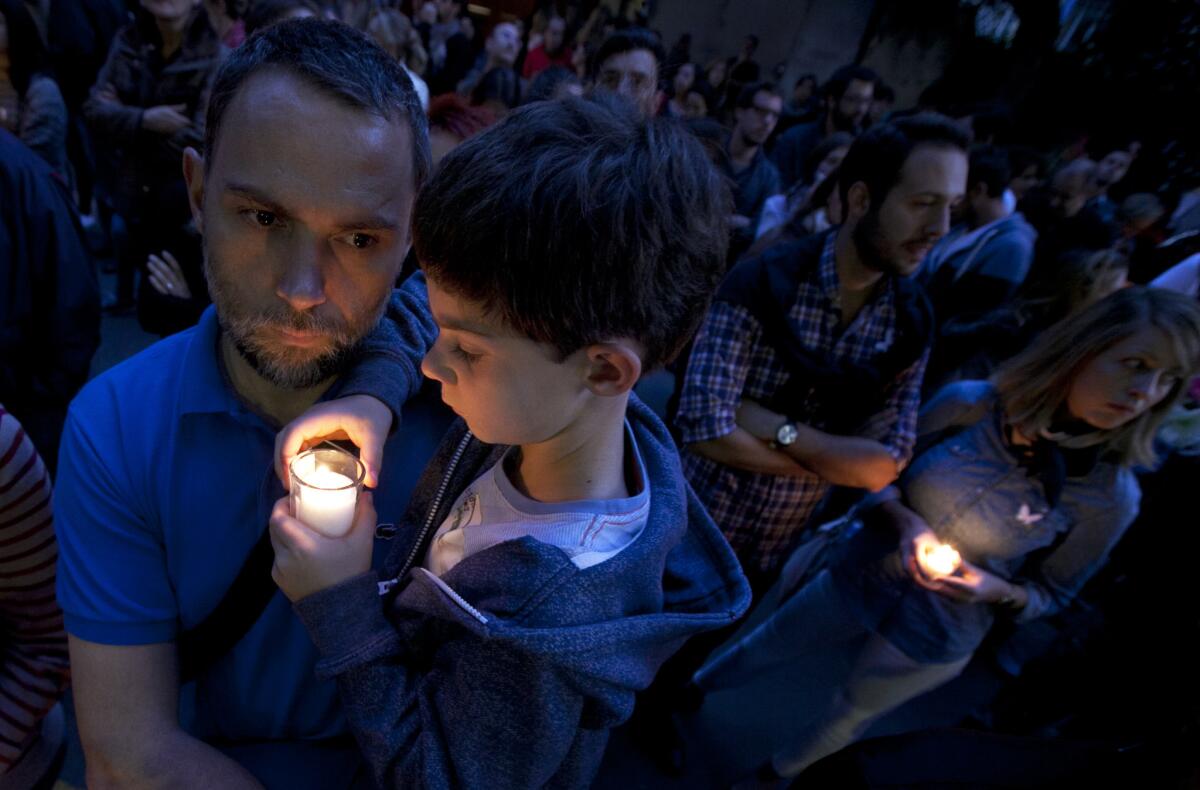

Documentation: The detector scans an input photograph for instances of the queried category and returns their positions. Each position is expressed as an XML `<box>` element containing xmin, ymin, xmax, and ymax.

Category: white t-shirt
<box><xmin>423</xmin><ymin>423</ymin><xmax>650</xmax><ymax>577</ymax></box>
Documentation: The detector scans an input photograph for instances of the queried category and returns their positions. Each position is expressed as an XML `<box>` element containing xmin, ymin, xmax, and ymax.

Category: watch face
<box><xmin>777</xmin><ymin>423</ymin><xmax>799</xmax><ymax>446</ymax></box>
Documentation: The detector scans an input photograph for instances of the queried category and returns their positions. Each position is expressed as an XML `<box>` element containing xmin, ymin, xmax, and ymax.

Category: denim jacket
<box><xmin>835</xmin><ymin>380</ymin><xmax>1140</xmax><ymax>663</ymax></box>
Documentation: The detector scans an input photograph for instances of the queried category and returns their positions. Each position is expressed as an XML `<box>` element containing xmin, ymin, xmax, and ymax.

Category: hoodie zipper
<box><xmin>377</xmin><ymin>431</ymin><xmax>474</xmax><ymax>596</ymax></box>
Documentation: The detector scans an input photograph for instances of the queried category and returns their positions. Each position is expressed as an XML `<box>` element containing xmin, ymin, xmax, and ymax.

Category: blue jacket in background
<box><xmin>293</xmin><ymin>395</ymin><xmax>752</xmax><ymax>789</ymax></box>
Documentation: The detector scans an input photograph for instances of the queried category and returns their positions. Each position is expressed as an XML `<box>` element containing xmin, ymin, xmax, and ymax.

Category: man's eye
<box><xmin>254</xmin><ymin>210</ymin><xmax>276</xmax><ymax>227</ymax></box>
<box><xmin>335</xmin><ymin>232</ymin><xmax>378</xmax><ymax>250</ymax></box>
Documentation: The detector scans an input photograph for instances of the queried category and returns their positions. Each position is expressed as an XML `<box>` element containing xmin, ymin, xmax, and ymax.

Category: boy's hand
<box><xmin>276</xmin><ymin>395</ymin><xmax>394</xmax><ymax>488</ymax></box>
<box><xmin>269</xmin><ymin>492</ymin><xmax>376</xmax><ymax>602</ymax></box>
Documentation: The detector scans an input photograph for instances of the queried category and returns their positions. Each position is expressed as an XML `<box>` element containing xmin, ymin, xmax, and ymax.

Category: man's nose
<box><xmin>276</xmin><ymin>237</ymin><xmax>329</xmax><ymax>312</ymax></box>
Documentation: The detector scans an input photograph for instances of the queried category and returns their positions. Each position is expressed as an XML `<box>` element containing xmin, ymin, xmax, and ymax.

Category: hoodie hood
<box><xmin>381</xmin><ymin>394</ymin><xmax>751</xmax><ymax>717</ymax></box>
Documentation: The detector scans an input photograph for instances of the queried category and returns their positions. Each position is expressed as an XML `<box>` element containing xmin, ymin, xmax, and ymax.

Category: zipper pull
<box><xmin>377</xmin><ymin>578</ymin><xmax>398</xmax><ymax>596</ymax></box>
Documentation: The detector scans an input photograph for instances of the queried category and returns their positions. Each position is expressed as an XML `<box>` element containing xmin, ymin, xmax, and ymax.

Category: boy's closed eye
<box><xmin>452</xmin><ymin>344</ymin><xmax>483</xmax><ymax>364</ymax></box>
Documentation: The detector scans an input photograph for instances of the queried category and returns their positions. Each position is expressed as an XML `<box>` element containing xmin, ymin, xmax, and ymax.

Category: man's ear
<box><xmin>183</xmin><ymin>147</ymin><xmax>206</xmax><ymax>234</ymax></box>
<box><xmin>846</xmin><ymin>180</ymin><xmax>871</xmax><ymax>220</ymax></box>
<box><xmin>583</xmin><ymin>341</ymin><xmax>643</xmax><ymax>397</ymax></box>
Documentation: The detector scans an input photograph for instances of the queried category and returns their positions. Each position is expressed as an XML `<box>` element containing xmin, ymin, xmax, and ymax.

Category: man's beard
<box><xmin>852</xmin><ymin>207</ymin><xmax>907</xmax><ymax>276</ymax></box>
<box><xmin>204</xmin><ymin>251</ymin><xmax>385</xmax><ymax>390</ymax></box>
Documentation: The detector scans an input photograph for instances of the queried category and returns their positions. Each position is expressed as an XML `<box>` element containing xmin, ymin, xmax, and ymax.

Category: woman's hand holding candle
<box><xmin>269</xmin><ymin>492</ymin><xmax>377</xmax><ymax>602</ymax></box>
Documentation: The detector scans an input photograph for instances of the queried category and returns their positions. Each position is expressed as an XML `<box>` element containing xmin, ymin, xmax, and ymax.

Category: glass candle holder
<box><xmin>289</xmin><ymin>446</ymin><xmax>365</xmax><ymax>538</ymax></box>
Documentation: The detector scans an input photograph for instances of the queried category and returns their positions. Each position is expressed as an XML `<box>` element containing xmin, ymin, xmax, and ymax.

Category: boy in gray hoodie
<box><xmin>266</xmin><ymin>96</ymin><xmax>751</xmax><ymax>789</ymax></box>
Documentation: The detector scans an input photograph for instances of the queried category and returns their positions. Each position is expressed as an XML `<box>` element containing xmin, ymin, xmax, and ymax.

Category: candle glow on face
<box><xmin>290</xmin><ymin>451</ymin><xmax>362</xmax><ymax>538</ymax></box>
<box><xmin>918</xmin><ymin>541</ymin><xmax>962</xmax><ymax>578</ymax></box>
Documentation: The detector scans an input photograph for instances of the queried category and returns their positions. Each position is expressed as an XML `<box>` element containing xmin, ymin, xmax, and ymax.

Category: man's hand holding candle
<box><xmin>269</xmin><ymin>492</ymin><xmax>377</xmax><ymax>602</ymax></box>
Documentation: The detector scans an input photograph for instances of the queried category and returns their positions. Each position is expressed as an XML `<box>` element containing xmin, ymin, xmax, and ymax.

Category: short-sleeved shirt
<box><xmin>676</xmin><ymin>232</ymin><xmax>928</xmax><ymax>576</ymax></box>
<box><xmin>55</xmin><ymin>307</ymin><xmax>452</xmax><ymax>788</ymax></box>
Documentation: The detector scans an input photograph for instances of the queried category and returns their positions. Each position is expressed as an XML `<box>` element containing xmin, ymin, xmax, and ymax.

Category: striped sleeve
<box><xmin>0</xmin><ymin>406</ymin><xmax>69</xmax><ymax>773</ymax></box>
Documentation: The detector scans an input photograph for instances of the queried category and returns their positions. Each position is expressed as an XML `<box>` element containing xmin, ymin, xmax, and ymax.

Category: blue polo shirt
<box><xmin>55</xmin><ymin>306</ymin><xmax>451</xmax><ymax>788</ymax></box>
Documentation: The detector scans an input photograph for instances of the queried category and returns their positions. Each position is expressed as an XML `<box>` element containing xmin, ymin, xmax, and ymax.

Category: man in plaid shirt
<box><xmin>676</xmin><ymin>114</ymin><xmax>970</xmax><ymax>587</ymax></box>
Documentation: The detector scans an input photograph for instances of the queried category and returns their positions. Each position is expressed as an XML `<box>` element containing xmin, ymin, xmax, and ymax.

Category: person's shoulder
<box><xmin>922</xmin><ymin>380</ymin><xmax>998</xmax><ymax>420</ymax></box>
<box><xmin>779</xmin><ymin>120</ymin><xmax>819</xmax><ymax>143</ymax></box>
<box><xmin>69</xmin><ymin>326</ymin><xmax>202</xmax><ymax>427</ymax></box>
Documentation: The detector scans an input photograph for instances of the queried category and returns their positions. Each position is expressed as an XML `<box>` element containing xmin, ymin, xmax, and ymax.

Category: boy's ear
<box><xmin>583</xmin><ymin>341</ymin><xmax>642</xmax><ymax>397</ymax></box>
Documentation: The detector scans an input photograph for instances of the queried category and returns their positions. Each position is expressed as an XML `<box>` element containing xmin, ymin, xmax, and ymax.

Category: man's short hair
<box><xmin>525</xmin><ymin>65</ymin><xmax>582</xmax><ymax>104</ymax></box>
<box><xmin>413</xmin><ymin>96</ymin><xmax>732</xmax><ymax>370</ymax></box>
<box><xmin>590</xmin><ymin>27</ymin><xmax>665</xmax><ymax>79</ymax></box>
<box><xmin>735</xmin><ymin>80</ymin><xmax>780</xmax><ymax>110</ymax></box>
<box><xmin>205</xmin><ymin>19</ymin><xmax>430</xmax><ymax>191</ymax></box>
<box><xmin>837</xmin><ymin>112</ymin><xmax>969</xmax><ymax>208</ymax></box>
<box><xmin>969</xmin><ymin>145</ymin><xmax>1011</xmax><ymax>198</ymax></box>
<box><xmin>821</xmin><ymin>63</ymin><xmax>880</xmax><ymax>102</ymax></box>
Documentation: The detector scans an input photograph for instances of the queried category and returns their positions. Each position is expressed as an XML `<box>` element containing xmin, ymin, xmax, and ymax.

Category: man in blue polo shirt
<box><xmin>54</xmin><ymin>21</ymin><xmax>447</xmax><ymax>789</ymax></box>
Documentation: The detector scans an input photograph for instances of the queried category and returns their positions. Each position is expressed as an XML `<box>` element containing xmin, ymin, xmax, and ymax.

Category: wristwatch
<box><xmin>769</xmin><ymin>421</ymin><xmax>799</xmax><ymax>450</ymax></box>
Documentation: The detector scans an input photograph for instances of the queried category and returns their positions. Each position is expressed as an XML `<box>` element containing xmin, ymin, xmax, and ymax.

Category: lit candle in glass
<box><xmin>918</xmin><ymin>541</ymin><xmax>962</xmax><ymax>579</ymax></box>
<box><xmin>289</xmin><ymin>446</ymin><xmax>365</xmax><ymax>538</ymax></box>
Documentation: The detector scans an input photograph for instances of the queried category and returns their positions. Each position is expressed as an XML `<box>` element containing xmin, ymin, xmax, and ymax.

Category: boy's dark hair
<box><xmin>837</xmin><ymin>112</ymin><xmax>969</xmax><ymax>208</ymax></box>
<box><xmin>821</xmin><ymin>63</ymin><xmax>880</xmax><ymax>102</ymax></box>
<box><xmin>525</xmin><ymin>65</ymin><xmax>582</xmax><ymax>104</ymax></box>
<box><xmin>590</xmin><ymin>27</ymin><xmax>665</xmax><ymax>79</ymax></box>
<box><xmin>204</xmin><ymin>18</ymin><xmax>429</xmax><ymax>191</ymax></box>
<box><xmin>414</xmin><ymin>96</ymin><xmax>732</xmax><ymax>370</ymax></box>
<box><xmin>969</xmin><ymin>145</ymin><xmax>1011</xmax><ymax>198</ymax></box>
<box><xmin>735</xmin><ymin>81</ymin><xmax>780</xmax><ymax>110</ymax></box>
<box><xmin>874</xmin><ymin>82</ymin><xmax>895</xmax><ymax>103</ymax></box>
<box><xmin>243</xmin><ymin>0</ymin><xmax>320</xmax><ymax>35</ymax></box>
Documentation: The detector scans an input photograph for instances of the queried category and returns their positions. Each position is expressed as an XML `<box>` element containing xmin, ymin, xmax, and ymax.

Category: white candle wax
<box><xmin>294</xmin><ymin>468</ymin><xmax>358</xmax><ymax>537</ymax></box>
<box><xmin>919</xmin><ymin>542</ymin><xmax>962</xmax><ymax>578</ymax></box>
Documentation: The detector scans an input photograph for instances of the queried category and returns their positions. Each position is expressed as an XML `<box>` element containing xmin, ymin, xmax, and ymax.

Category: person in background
<box><xmin>773</xmin><ymin>63</ymin><xmax>879</xmax><ymax>189</ymax></box>
<box><xmin>921</xmin><ymin>146</ymin><xmax>1037</xmax><ymax>326</ymax></box>
<box><xmin>683</xmin><ymin>81</ymin><xmax>712</xmax><ymax>119</ymax></box>
<box><xmin>469</xmin><ymin>65</ymin><xmax>520</xmax><ymax>119</ymax></box>
<box><xmin>84</xmin><ymin>0</ymin><xmax>219</xmax><ymax>327</ymax></box>
<box><xmin>748</xmin><ymin>164</ymin><xmax>845</xmax><ymax>259</ymax></box>
<box><xmin>0</xmin><ymin>406</ymin><xmax>70</xmax><ymax>788</ymax></box>
<box><xmin>694</xmin><ymin>287</ymin><xmax>1200</xmax><ymax>784</ymax></box>
<box><xmin>725</xmin><ymin>81</ymin><xmax>783</xmax><ymax>259</ymax></box>
<box><xmin>1087</xmin><ymin>145</ymin><xmax>1134</xmax><ymax>226</ymax></box>
<box><xmin>869</xmin><ymin>82</ymin><xmax>894</xmax><ymax>126</ymax></box>
<box><xmin>664</xmin><ymin>61</ymin><xmax>696</xmax><ymax>118</ymax></box>
<box><xmin>927</xmin><ymin>248</ymin><xmax>1130</xmax><ymax>391</ymax></box>
<box><xmin>591</xmin><ymin>26</ymin><xmax>664</xmax><ymax>118</ymax></box>
<box><xmin>204</xmin><ymin>0</ymin><xmax>247</xmax><ymax>50</ymax></box>
<box><xmin>756</xmin><ymin>132</ymin><xmax>852</xmax><ymax>241</ymax></box>
<box><xmin>457</xmin><ymin>20</ymin><xmax>520</xmax><ymax>98</ymax></box>
<box><xmin>521</xmin><ymin>13</ymin><xmax>571</xmax><ymax>80</ymax></box>
<box><xmin>676</xmin><ymin>114</ymin><xmax>968</xmax><ymax>590</ymax></box>
<box><xmin>0</xmin><ymin>0</ymin><xmax>70</xmax><ymax>179</ymax></box>
<box><xmin>723</xmin><ymin>33</ymin><xmax>760</xmax><ymax>108</ymax></box>
<box><xmin>0</xmin><ymin>130</ymin><xmax>99</xmax><ymax>467</ymax></box>
<box><xmin>424</xmin><ymin>0</ymin><xmax>472</xmax><ymax>95</ymax></box>
<box><xmin>702</xmin><ymin>56</ymin><xmax>728</xmax><ymax>116</ymax></box>
<box><xmin>243</xmin><ymin>0</ymin><xmax>319</xmax><ymax>36</ymax></box>
<box><xmin>367</xmin><ymin>8</ymin><xmax>430</xmax><ymax>110</ymax></box>
<box><xmin>524</xmin><ymin>64</ymin><xmax>583</xmax><ymax>103</ymax></box>
<box><xmin>1006</xmin><ymin>145</ymin><xmax>1044</xmax><ymax>203</ymax></box>
<box><xmin>780</xmin><ymin>73</ymin><xmax>818</xmax><ymax>126</ymax></box>
<box><xmin>427</xmin><ymin>93</ymin><xmax>492</xmax><ymax>167</ymax></box>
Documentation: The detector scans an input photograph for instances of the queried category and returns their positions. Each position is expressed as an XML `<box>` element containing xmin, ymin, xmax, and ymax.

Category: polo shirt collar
<box><xmin>177</xmin><ymin>306</ymin><xmax>241</xmax><ymax>417</ymax></box>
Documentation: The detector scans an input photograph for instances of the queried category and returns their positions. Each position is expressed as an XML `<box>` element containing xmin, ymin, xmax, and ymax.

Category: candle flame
<box><xmin>920</xmin><ymin>542</ymin><xmax>962</xmax><ymax>578</ymax></box>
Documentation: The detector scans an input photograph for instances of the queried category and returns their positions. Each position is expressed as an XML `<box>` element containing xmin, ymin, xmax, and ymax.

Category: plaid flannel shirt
<box><xmin>676</xmin><ymin>232</ymin><xmax>929</xmax><ymax>577</ymax></box>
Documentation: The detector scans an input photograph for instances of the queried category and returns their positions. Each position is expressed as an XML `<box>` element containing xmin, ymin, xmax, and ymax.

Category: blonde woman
<box><xmin>694</xmin><ymin>287</ymin><xmax>1200</xmax><ymax>784</ymax></box>
<box><xmin>367</xmin><ymin>9</ymin><xmax>430</xmax><ymax>109</ymax></box>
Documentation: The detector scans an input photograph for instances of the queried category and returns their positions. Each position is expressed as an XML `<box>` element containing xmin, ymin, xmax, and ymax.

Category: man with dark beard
<box><xmin>54</xmin><ymin>21</ymin><xmax>450</xmax><ymax>790</ymax></box>
<box><xmin>676</xmin><ymin>114</ymin><xmax>968</xmax><ymax>589</ymax></box>
<box><xmin>771</xmin><ymin>63</ymin><xmax>879</xmax><ymax>191</ymax></box>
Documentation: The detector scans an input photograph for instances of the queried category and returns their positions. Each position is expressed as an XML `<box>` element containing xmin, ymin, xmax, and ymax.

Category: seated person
<box><xmin>268</xmin><ymin>96</ymin><xmax>752</xmax><ymax>789</ymax></box>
